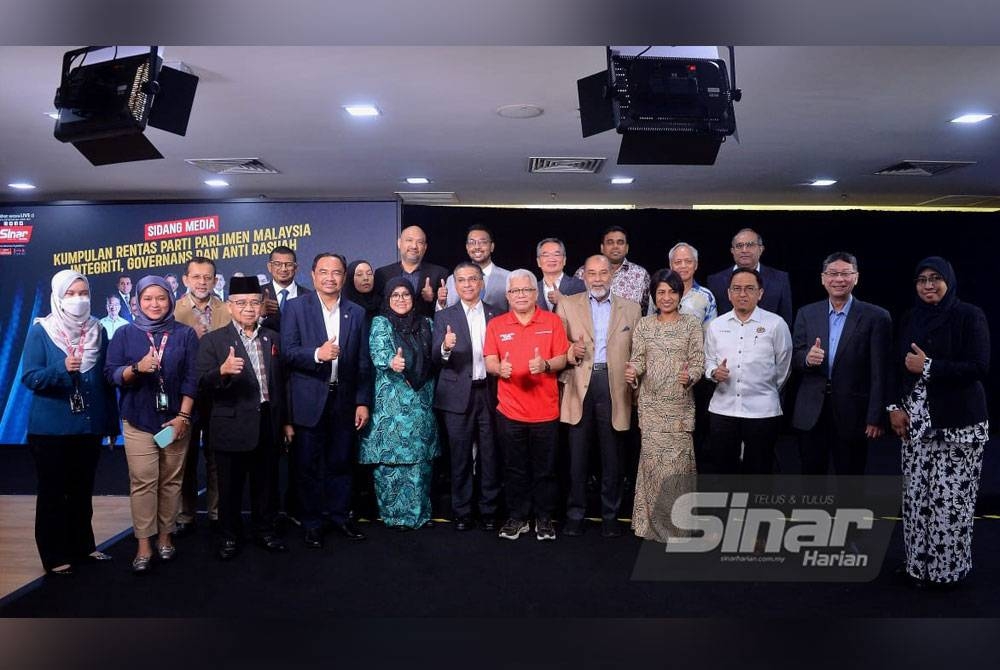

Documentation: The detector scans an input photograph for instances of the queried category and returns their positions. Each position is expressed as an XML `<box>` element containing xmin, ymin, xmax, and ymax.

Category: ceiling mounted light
<box><xmin>8</xmin><ymin>182</ymin><xmax>37</xmax><ymax>190</ymax></box>
<box><xmin>45</xmin><ymin>111</ymin><xmax>60</xmax><ymax>119</ymax></box>
<box><xmin>343</xmin><ymin>104</ymin><xmax>381</xmax><ymax>117</ymax></box>
<box><xmin>808</xmin><ymin>179</ymin><xmax>837</xmax><ymax>186</ymax></box>
<box><xmin>405</xmin><ymin>177</ymin><xmax>430</xmax><ymax>185</ymax></box>
<box><xmin>204</xmin><ymin>179</ymin><xmax>229</xmax><ymax>187</ymax></box>
<box><xmin>950</xmin><ymin>113</ymin><xmax>993</xmax><ymax>124</ymax></box>
<box><xmin>610</xmin><ymin>177</ymin><xmax>634</xmax><ymax>185</ymax></box>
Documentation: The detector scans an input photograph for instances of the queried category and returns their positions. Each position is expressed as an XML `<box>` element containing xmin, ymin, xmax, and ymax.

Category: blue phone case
<box><xmin>153</xmin><ymin>425</ymin><xmax>175</xmax><ymax>448</ymax></box>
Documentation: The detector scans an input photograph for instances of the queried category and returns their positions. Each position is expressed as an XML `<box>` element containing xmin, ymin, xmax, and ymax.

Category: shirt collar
<box><xmin>232</xmin><ymin>319</ymin><xmax>261</xmax><ymax>340</ymax></box>
<box><xmin>463</xmin><ymin>300</ymin><xmax>483</xmax><ymax>316</ymax></box>
<box><xmin>828</xmin><ymin>294</ymin><xmax>854</xmax><ymax>316</ymax></box>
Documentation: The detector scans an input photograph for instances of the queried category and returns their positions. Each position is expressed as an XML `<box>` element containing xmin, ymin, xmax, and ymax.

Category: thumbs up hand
<box><xmin>391</xmin><ymin>346</ymin><xmax>407</xmax><ymax>373</ymax></box>
<box><xmin>65</xmin><ymin>353</ymin><xmax>82</xmax><ymax>373</ymax></box>
<box><xmin>421</xmin><ymin>277</ymin><xmax>435</xmax><ymax>302</ymax></box>
<box><xmin>571</xmin><ymin>335</ymin><xmax>586</xmax><ymax>363</ymax></box>
<box><xmin>905</xmin><ymin>342</ymin><xmax>928</xmax><ymax>374</ymax></box>
<box><xmin>806</xmin><ymin>337</ymin><xmax>826</xmax><ymax>367</ymax></box>
<box><xmin>437</xmin><ymin>278</ymin><xmax>448</xmax><ymax>306</ymax></box>
<box><xmin>528</xmin><ymin>347</ymin><xmax>547</xmax><ymax>375</ymax></box>
<box><xmin>220</xmin><ymin>345</ymin><xmax>245</xmax><ymax>376</ymax></box>
<box><xmin>499</xmin><ymin>351</ymin><xmax>513</xmax><ymax>379</ymax></box>
<box><xmin>443</xmin><ymin>324</ymin><xmax>457</xmax><ymax>351</ymax></box>
<box><xmin>138</xmin><ymin>345</ymin><xmax>159</xmax><ymax>374</ymax></box>
<box><xmin>713</xmin><ymin>357</ymin><xmax>730</xmax><ymax>383</ymax></box>
<box><xmin>678</xmin><ymin>361</ymin><xmax>691</xmax><ymax>387</ymax></box>
<box><xmin>317</xmin><ymin>335</ymin><xmax>339</xmax><ymax>362</ymax></box>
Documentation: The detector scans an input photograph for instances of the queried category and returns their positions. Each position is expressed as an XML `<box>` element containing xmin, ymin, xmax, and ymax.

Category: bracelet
<box><xmin>131</xmin><ymin>363</ymin><xmax>141</xmax><ymax>376</ymax></box>
<box><xmin>176</xmin><ymin>414</ymin><xmax>191</xmax><ymax>425</ymax></box>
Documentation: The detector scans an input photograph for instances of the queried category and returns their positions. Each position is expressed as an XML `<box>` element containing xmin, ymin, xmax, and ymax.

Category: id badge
<box><xmin>69</xmin><ymin>391</ymin><xmax>86</xmax><ymax>414</ymax></box>
<box><xmin>155</xmin><ymin>390</ymin><xmax>170</xmax><ymax>413</ymax></box>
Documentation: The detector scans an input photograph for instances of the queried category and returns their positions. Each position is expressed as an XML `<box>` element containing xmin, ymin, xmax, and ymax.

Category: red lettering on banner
<box><xmin>0</xmin><ymin>225</ymin><xmax>33</xmax><ymax>245</ymax></box>
<box><xmin>144</xmin><ymin>215</ymin><xmax>220</xmax><ymax>241</ymax></box>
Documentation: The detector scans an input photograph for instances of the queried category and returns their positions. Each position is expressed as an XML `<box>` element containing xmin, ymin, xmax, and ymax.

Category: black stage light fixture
<box><xmin>578</xmin><ymin>46</ymin><xmax>741</xmax><ymax>165</ymax></box>
<box><xmin>53</xmin><ymin>46</ymin><xmax>199</xmax><ymax>166</ymax></box>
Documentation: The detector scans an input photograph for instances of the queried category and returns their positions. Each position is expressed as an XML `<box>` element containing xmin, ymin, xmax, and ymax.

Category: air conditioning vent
<box><xmin>184</xmin><ymin>158</ymin><xmax>281</xmax><ymax>174</ymax></box>
<box><xmin>528</xmin><ymin>157</ymin><xmax>606</xmax><ymax>174</ymax></box>
<box><xmin>873</xmin><ymin>160</ymin><xmax>975</xmax><ymax>177</ymax></box>
<box><xmin>395</xmin><ymin>191</ymin><xmax>460</xmax><ymax>205</ymax></box>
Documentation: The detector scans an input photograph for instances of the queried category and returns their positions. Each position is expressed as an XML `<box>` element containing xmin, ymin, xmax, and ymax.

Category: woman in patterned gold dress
<box><xmin>627</xmin><ymin>269</ymin><xmax>705</xmax><ymax>542</ymax></box>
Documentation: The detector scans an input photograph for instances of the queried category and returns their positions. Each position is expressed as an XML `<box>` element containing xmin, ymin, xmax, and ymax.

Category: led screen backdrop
<box><xmin>0</xmin><ymin>200</ymin><xmax>399</xmax><ymax>444</ymax></box>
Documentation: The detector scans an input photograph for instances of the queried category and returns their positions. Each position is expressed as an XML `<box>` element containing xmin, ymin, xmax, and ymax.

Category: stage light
<box><xmin>950</xmin><ymin>113</ymin><xmax>992</xmax><ymax>124</ymax></box>
<box><xmin>343</xmin><ymin>104</ymin><xmax>381</xmax><ymax>117</ymax></box>
<box><xmin>809</xmin><ymin>179</ymin><xmax>837</xmax><ymax>186</ymax></box>
<box><xmin>204</xmin><ymin>179</ymin><xmax>229</xmax><ymax>187</ymax></box>
<box><xmin>8</xmin><ymin>182</ymin><xmax>37</xmax><ymax>190</ymax></box>
<box><xmin>610</xmin><ymin>177</ymin><xmax>634</xmax><ymax>184</ymax></box>
<box><xmin>405</xmin><ymin>177</ymin><xmax>430</xmax><ymax>184</ymax></box>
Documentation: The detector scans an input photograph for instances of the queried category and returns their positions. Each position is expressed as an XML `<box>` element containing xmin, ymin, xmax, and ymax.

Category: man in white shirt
<box><xmin>261</xmin><ymin>246</ymin><xmax>312</xmax><ymax>333</ymax></box>
<box><xmin>441</xmin><ymin>224</ymin><xmax>511</xmax><ymax>312</ymax></box>
<box><xmin>704</xmin><ymin>268</ymin><xmax>792</xmax><ymax>474</ymax></box>
<box><xmin>535</xmin><ymin>237</ymin><xmax>585</xmax><ymax>311</ymax></box>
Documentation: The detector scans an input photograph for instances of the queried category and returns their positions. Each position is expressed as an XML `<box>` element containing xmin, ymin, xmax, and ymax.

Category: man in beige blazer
<box><xmin>556</xmin><ymin>255</ymin><xmax>642</xmax><ymax>538</ymax></box>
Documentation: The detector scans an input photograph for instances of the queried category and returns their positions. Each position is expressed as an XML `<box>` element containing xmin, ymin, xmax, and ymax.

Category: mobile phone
<box><xmin>153</xmin><ymin>425</ymin><xmax>175</xmax><ymax>448</ymax></box>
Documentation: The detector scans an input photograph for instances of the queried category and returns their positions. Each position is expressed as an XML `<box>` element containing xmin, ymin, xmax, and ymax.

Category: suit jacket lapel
<box><xmin>832</xmin><ymin>301</ymin><xmax>862</xmax><ymax>373</ymax></box>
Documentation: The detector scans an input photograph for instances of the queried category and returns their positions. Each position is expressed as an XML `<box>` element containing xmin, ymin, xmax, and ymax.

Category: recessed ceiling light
<box><xmin>405</xmin><ymin>177</ymin><xmax>430</xmax><ymax>185</ymax></box>
<box><xmin>343</xmin><ymin>104</ymin><xmax>381</xmax><ymax>117</ymax></box>
<box><xmin>610</xmin><ymin>177</ymin><xmax>634</xmax><ymax>185</ymax></box>
<box><xmin>45</xmin><ymin>111</ymin><xmax>60</xmax><ymax>120</ymax></box>
<box><xmin>204</xmin><ymin>179</ymin><xmax>229</xmax><ymax>187</ymax></box>
<box><xmin>808</xmin><ymin>179</ymin><xmax>837</xmax><ymax>186</ymax></box>
<box><xmin>8</xmin><ymin>182</ymin><xmax>36</xmax><ymax>190</ymax></box>
<box><xmin>950</xmin><ymin>113</ymin><xmax>993</xmax><ymax>124</ymax></box>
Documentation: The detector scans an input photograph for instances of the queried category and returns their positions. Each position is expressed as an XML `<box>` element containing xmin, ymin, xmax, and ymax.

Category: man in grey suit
<box><xmin>433</xmin><ymin>262</ymin><xmax>503</xmax><ymax>531</ymax></box>
<box><xmin>707</xmin><ymin>228</ymin><xmax>793</xmax><ymax>326</ymax></box>
<box><xmin>536</xmin><ymin>237</ymin><xmax>585</xmax><ymax>311</ymax></box>
<box><xmin>792</xmin><ymin>251</ymin><xmax>892</xmax><ymax>475</ymax></box>
<box><xmin>441</xmin><ymin>224</ymin><xmax>510</xmax><ymax>312</ymax></box>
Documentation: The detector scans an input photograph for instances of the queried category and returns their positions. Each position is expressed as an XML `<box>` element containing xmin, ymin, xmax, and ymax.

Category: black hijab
<box><xmin>343</xmin><ymin>259</ymin><xmax>380</xmax><ymax>321</ymax></box>
<box><xmin>909</xmin><ymin>256</ymin><xmax>959</xmax><ymax>351</ymax></box>
<box><xmin>381</xmin><ymin>277</ymin><xmax>434</xmax><ymax>390</ymax></box>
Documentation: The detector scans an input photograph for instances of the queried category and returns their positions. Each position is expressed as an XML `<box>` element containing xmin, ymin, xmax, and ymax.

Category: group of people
<box><xmin>21</xmin><ymin>223</ymin><xmax>990</xmax><ymax>590</ymax></box>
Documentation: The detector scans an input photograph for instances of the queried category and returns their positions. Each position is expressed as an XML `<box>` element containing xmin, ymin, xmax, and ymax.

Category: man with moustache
<box><xmin>792</xmin><ymin>252</ymin><xmax>892</xmax><ymax>475</ymax></box>
<box><xmin>442</xmin><ymin>224</ymin><xmax>510</xmax><ymax>312</ymax></box>
<box><xmin>174</xmin><ymin>256</ymin><xmax>232</xmax><ymax>536</ymax></box>
<box><xmin>282</xmin><ymin>253</ymin><xmax>372</xmax><ymax>548</ymax></box>
<box><xmin>707</xmin><ymin>228</ymin><xmax>793</xmax><ymax>327</ymax></box>
<box><xmin>535</xmin><ymin>238</ymin><xmax>585</xmax><ymax>312</ymax></box>
<box><xmin>704</xmin><ymin>268</ymin><xmax>792</xmax><ymax>475</ymax></box>
<box><xmin>558</xmin><ymin>255</ymin><xmax>641</xmax><ymax>538</ymax></box>
<box><xmin>573</xmin><ymin>226</ymin><xmax>650</xmax><ymax>314</ymax></box>
<box><xmin>374</xmin><ymin>226</ymin><xmax>449</xmax><ymax>319</ymax></box>
<box><xmin>652</xmin><ymin>242</ymin><xmax>717</xmax><ymax>327</ymax></box>
<box><xmin>433</xmin><ymin>262</ymin><xmax>503</xmax><ymax>531</ymax></box>
<box><xmin>196</xmin><ymin>275</ymin><xmax>292</xmax><ymax>560</ymax></box>
<box><xmin>261</xmin><ymin>246</ymin><xmax>312</xmax><ymax>333</ymax></box>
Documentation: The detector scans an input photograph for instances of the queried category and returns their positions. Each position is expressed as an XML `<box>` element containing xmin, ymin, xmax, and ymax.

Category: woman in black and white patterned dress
<box><xmin>888</xmin><ymin>256</ymin><xmax>990</xmax><ymax>587</ymax></box>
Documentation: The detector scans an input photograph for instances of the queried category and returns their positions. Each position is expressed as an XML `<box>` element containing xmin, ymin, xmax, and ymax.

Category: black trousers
<box><xmin>179</xmin><ymin>418</ymin><xmax>217</xmax><ymax>522</ymax></box>
<box><xmin>799</xmin><ymin>394</ymin><xmax>869</xmax><ymax>475</ymax></box>
<box><xmin>707</xmin><ymin>413</ymin><xmax>782</xmax><ymax>475</ymax></box>
<box><xmin>214</xmin><ymin>407</ymin><xmax>279</xmax><ymax>541</ymax></box>
<box><xmin>28</xmin><ymin>434</ymin><xmax>101</xmax><ymax>571</ymax></box>
<box><xmin>442</xmin><ymin>383</ymin><xmax>502</xmax><ymax>518</ymax></box>
<box><xmin>566</xmin><ymin>369</ymin><xmax>624</xmax><ymax>521</ymax></box>
<box><xmin>497</xmin><ymin>414</ymin><xmax>558</xmax><ymax>522</ymax></box>
<box><xmin>295</xmin><ymin>386</ymin><xmax>356</xmax><ymax>529</ymax></box>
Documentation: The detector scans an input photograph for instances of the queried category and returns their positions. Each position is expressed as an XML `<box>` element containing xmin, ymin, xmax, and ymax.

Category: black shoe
<box><xmin>217</xmin><ymin>539</ymin><xmax>239</xmax><ymax>561</ymax></box>
<box><xmin>332</xmin><ymin>521</ymin><xmax>366</xmax><ymax>541</ymax></box>
<box><xmin>601</xmin><ymin>519</ymin><xmax>622</xmax><ymax>538</ymax></box>
<box><xmin>479</xmin><ymin>515</ymin><xmax>498</xmax><ymax>532</ymax></box>
<box><xmin>422</xmin><ymin>519</ymin><xmax>435</xmax><ymax>530</ymax></box>
<box><xmin>454</xmin><ymin>516</ymin><xmax>474</xmax><ymax>531</ymax></box>
<box><xmin>303</xmin><ymin>529</ymin><xmax>323</xmax><ymax>548</ymax></box>
<box><xmin>173</xmin><ymin>521</ymin><xmax>196</xmax><ymax>538</ymax></box>
<box><xmin>257</xmin><ymin>534</ymin><xmax>288</xmax><ymax>553</ymax></box>
<box><xmin>563</xmin><ymin>518</ymin><xmax>585</xmax><ymax>536</ymax></box>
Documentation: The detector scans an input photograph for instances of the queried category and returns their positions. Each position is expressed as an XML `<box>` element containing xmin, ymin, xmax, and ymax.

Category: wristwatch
<box><xmin>131</xmin><ymin>363</ymin><xmax>141</xmax><ymax>376</ymax></box>
<box><xmin>543</xmin><ymin>359</ymin><xmax>551</xmax><ymax>372</ymax></box>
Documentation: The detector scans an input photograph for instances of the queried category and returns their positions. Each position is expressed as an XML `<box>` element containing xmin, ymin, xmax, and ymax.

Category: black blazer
<box><xmin>196</xmin><ymin>323</ymin><xmax>287</xmax><ymax>452</ymax></box>
<box><xmin>791</xmin><ymin>297</ymin><xmax>892</xmax><ymax>434</ymax></box>
<box><xmin>891</xmin><ymin>301</ymin><xmax>990</xmax><ymax>430</ymax></box>
<box><xmin>260</xmin><ymin>283</ymin><xmax>312</xmax><ymax>333</ymax></box>
<box><xmin>708</xmin><ymin>263</ymin><xmax>793</xmax><ymax>326</ymax></box>
<box><xmin>536</xmin><ymin>275</ymin><xmax>586</xmax><ymax>311</ymax></box>
<box><xmin>431</xmin><ymin>300</ymin><xmax>501</xmax><ymax>414</ymax></box>
<box><xmin>374</xmin><ymin>261</ymin><xmax>449</xmax><ymax>320</ymax></box>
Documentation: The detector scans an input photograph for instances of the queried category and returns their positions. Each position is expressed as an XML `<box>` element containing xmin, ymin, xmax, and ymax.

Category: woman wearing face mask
<box><xmin>343</xmin><ymin>259</ymin><xmax>379</xmax><ymax>323</ymax></box>
<box><xmin>21</xmin><ymin>270</ymin><xmax>120</xmax><ymax>577</ymax></box>
<box><xmin>888</xmin><ymin>257</ymin><xmax>990</xmax><ymax>588</ymax></box>
<box><xmin>105</xmin><ymin>276</ymin><xmax>200</xmax><ymax>574</ymax></box>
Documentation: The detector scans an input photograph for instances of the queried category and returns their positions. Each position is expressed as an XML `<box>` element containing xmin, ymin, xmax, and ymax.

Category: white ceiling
<box><xmin>2</xmin><ymin>46</ymin><xmax>1000</xmax><ymax>208</ymax></box>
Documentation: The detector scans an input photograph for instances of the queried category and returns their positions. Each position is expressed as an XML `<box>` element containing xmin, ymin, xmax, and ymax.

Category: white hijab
<box><xmin>35</xmin><ymin>269</ymin><xmax>101</xmax><ymax>373</ymax></box>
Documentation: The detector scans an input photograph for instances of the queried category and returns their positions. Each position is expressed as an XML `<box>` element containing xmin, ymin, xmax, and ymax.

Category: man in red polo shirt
<box><xmin>485</xmin><ymin>269</ymin><xmax>569</xmax><ymax>541</ymax></box>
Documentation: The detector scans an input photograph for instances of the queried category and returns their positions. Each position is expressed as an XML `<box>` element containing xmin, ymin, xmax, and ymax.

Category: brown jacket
<box><xmin>173</xmin><ymin>293</ymin><xmax>231</xmax><ymax>338</ymax></box>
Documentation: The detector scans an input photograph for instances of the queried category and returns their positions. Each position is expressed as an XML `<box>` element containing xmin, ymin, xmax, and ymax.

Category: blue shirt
<box><xmin>827</xmin><ymin>295</ymin><xmax>853</xmax><ymax>376</ymax></box>
<box><xmin>589</xmin><ymin>294</ymin><xmax>612</xmax><ymax>364</ymax></box>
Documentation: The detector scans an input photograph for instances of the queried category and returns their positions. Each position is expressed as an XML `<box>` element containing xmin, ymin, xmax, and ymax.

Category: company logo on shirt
<box><xmin>499</xmin><ymin>332</ymin><xmax>515</xmax><ymax>342</ymax></box>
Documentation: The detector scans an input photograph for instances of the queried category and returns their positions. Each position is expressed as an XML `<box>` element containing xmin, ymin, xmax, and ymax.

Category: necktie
<box><xmin>279</xmin><ymin>288</ymin><xmax>289</xmax><ymax>310</ymax></box>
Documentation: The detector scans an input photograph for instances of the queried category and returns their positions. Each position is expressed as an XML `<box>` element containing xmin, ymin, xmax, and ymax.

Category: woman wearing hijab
<box><xmin>105</xmin><ymin>276</ymin><xmax>200</xmax><ymax>573</ymax></box>
<box><xmin>343</xmin><ymin>259</ymin><xmax>380</xmax><ymax>323</ymax></box>
<box><xmin>889</xmin><ymin>257</ymin><xmax>990</xmax><ymax>588</ymax></box>
<box><xmin>21</xmin><ymin>270</ymin><xmax>120</xmax><ymax>576</ymax></box>
<box><xmin>359</xmin><ymin>277</ymin><xmax>440</xmax><ymax>530</ymax></box>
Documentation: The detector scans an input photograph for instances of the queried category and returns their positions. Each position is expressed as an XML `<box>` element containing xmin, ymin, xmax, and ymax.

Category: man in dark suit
<box><xmin>707</xmin><ymin>228</ymin><xmax>793</xmax><ymax>326</ymax></box>
<box><xmin>281</xmin><ymin>253</ymin><xmax>373</xmax><ymax>548</ymax></box>
<box><xmin>116</xmin><ymin>274</ymin><xmax>134</xmax><ymax>322</ymax></box>
<box><xmin>535</xmin><ymin>237</ymin><xmax>585</xmax><ymax>311</ymax></box>
<box><xmin>196</xmin><ymin>275</ymin><xmax>291</xmax><ymax>560</ymax></box>
<box><xmin>432</xmin><ymin>262</ymin><xmax>502</xmax><ymax>532</ymax></box>
<box><xmin>791</xmin><ymin>252</ymin><xmax>892</xmax><ymax>475</ymax></box>
<box><xmin>374</xmin><ymin>225</ymin><xmax>449</xmax><ymax>319</ymax></box>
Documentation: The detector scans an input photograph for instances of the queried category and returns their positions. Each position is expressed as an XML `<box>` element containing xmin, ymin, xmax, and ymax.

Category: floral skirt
<box><xmin>372</xmin><ymin>461</ymin><xmax>433</xmax><ymax>529</ymax></box>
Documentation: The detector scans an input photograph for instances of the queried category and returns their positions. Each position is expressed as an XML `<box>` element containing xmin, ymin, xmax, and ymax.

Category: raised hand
<box><xmin>138</xmin><ymin>345</ymin><xmax>158</xmax><ymax>374</ymax></box>
<box><xmin>443</xmin><ymin>324</ymin><xmax>457</xmax><ymax>351</ymax></box>
<box><xmin>571</xmin><ymin>335</ymin><xmax>586</xmax><ymax>363</ymax></box>
<box><xmin>713</xmin><ymin>357</ymin><xmax>730</xmax><ymax>383</ymax></box>
<box><xmin>437</xmin><ymin>279</ymin><xmax>448</xmax><ymax>306</ymax></box>
<box><xmin>904</xmin><ymin>342</ymin><xmax>927</xmax><ymax>374</ymax></box>
<box><xmin>549</xmin><ymin>288</ymin><xmax>563</xmax><ymax>305</ymax></box>
<box><xmin>499</xmin><ymin>351</ymin><xmax>513</xmax><ymax>379</ymax></box>
<box><xmin>220</xmin><ymin>346</ymin><xmax>244</xmax><ymax>376</ymax></box>
<box><xmin>421</xmin><ymin>277</ymin><xmax>435</xmax><ymax>302</ymax></box>
<box><xmin>528</xmin><ymin>347</ymin><xmax>546</xmax><ymax>374</ymax></box>
<box><xmin>262</xmin><ymin>288</ymin><xmax>279</xmax><ymax>317</ymax></box>
<box><xmin>806</xmin><ymin>337</ymin><xmax>825</xmax><ymax>367</ymax></box>
<box><xmin>317</xmin><ymin>335</ymin><xmax>339</xmax><ymax>362</ymax></box>
<box><xmin>391</xmin><ymin>346</ymin><xmax>406</xmax><ymax>373</ymax></box>
<box><xmin>65</xmin><ymin>353</ymin><xmax>82</xmax><ymax>373</ymax></box>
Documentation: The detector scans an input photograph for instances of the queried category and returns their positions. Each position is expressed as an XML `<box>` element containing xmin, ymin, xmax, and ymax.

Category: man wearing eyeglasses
<box><xmin>535</xmin><ymin>237</ymin><xmax>585</xmax><ymax>311</ymax></box>
<box><xmin>707</xmin><ymin>228</ymin><xmax>793</xmax><ymax>327</ymax></box>
<box><xmin>791</xmin><ymin>252</ymin><xmax>892</xmax><ymax>475</ymax></box>
<box><xmin>196</xmin><ymin>275</ymin><xmax>292</xmax><ymax>560</ymax></box>
<box><xmin>441</xmin><ymin>224</ymin><xmax>511</xmax><ymax>312</ymax></box>
<box><xmin>705</xmin><ymin>268</ymin><xmax>792</xmax><ymax>475</ymax></box>
<box><xmin>261</xmin><ymin>246</ymin><xmax>312</xmax><ymax>333</ymax></box>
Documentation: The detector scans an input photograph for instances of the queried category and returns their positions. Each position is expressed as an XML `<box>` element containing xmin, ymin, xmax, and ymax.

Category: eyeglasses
<box><xmin>389</xmin><ymin>292</ymin><xmax>413</xmax><ymax>301</ymax></box>
<box><xmin>507</xmin><ymin>287</ymin><xmax>538</xmax><ymax>296</ymax></box>
<box><xmin>186</xmin><ymin>274</ymin><xmax>214</xmax><ymax>282</ymax></box>
<box><xmin>230</xmin><ymin>299</ymin><xmax>262</xmax><ymax>309</ymax></box>
<box><xmin>915</xmin><ymin>274</ymin><xmax>945</xmax><ymax>286</ymax></box>
<box><xmin>455</xmin><ymin>276</ymin><xmax>483</xmax><ymax>284</ymax></box>
<box><xmin>732</xmin><ymin>242</ymin><xmax>759</xmax><ymax>251</ymax></box>
<box><xmin>466</xmin><ymin>239</ymin><xmax>492</xmax><ymax>247</ymax></box>
<box><xmin>538</xmin><ymin>252</ymin><xmax>564</xmax><ymax>259</ymax></box>
<box><xmin>823</xmin><ymin>271</ymin><xmax>857</xmax><ymax>279</ymax></box>
<box><xmin>728</xmin><ymin>285</ymin><xmax>761</xmax><ymax>294</ymax></box>
<box><xmin>269</xmin><ymin>261</ymin><xmax>297</xmax><ymax>269</ymax></box>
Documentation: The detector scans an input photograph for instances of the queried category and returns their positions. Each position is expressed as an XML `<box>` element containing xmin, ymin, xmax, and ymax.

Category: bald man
<box><xmin>374</xmin><ymin>225</ymin><xmax>449</xmax><ymax>319</ymax></box>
